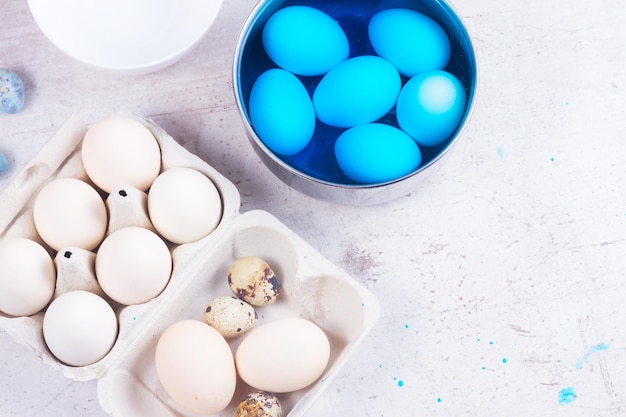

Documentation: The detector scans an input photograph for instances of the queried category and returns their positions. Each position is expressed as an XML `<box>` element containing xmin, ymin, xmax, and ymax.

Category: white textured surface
<box><xmin>1</xmin><ymin>0</ymin><xmax>626</xmax><ymax>416</ymax></box>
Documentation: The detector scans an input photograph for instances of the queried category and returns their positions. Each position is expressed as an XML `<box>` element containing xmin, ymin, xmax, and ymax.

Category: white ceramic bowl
<box><xmin>27</xmin><ymin>0</ymin><xmax>223</xmax><ymax>75</ymax></box>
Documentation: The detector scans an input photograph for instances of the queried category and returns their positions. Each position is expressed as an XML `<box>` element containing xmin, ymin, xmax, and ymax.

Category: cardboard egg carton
<box><xmin>0</xmin><ymin>113</ymin><xmax>380</xmax><ymax>417</ymax></box>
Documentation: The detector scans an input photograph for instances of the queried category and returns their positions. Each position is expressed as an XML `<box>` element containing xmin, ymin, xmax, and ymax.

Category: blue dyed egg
<box><xmin>249</xmin><ymin>68</ymin><xmax>316</xmax><ymax>156</ymax></box>
<box><xmin>262</xmin><ymin>6</ymin><xmax>349</xmax><ymax>76</ymax></box>
<box><xmin>0</xmin><ymin>69</ymin><xmax>25</xmax><ymax>114</ymax></box>
<box><xmin>313</xmin><ymin>56</ymin><xmax>401</xmax><ymax>128</ymax></box>
<box><xmin>368</xmin><ymin>9</ymin><xmax>450</xmax><ymax>77</ymax></box>
<box><xmin>335</xmin><ymin>123</ymin><xmax>421</xmax><ymax>184</ymax></box>
<box><xmin>396</xmin><ymin>70</ymin><xmax>466</xmax><ymax>147</ymax></box>
<box><xmin>0</xmin><ymin>152</ymin><xmax>7</xmax><ymax>174</ymax></box>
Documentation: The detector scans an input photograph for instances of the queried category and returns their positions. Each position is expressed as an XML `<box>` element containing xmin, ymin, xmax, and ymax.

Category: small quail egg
<box><xmin>228</xmin><ymin>256</ymin><xmax>279</xmax><ymax>306</ymax></box>
<box><xmin>203</xmin><ymin>296</ymin><xmax>257</xmax><ymax>338</ymax></box>
<box><xmin>235</xmin><ymin>391</ymin><xmax>282</xmax><ymax>417</ymax></box>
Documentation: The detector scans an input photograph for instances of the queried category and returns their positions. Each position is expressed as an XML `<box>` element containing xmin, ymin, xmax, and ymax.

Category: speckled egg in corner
<box><xmin>235</xmin><ymin>391</ymin><xmax>282</xmax><ymax>417</ymax></box>
<box><xmin>228</xmin><ymin>256</ymin><xmax>279</xmax><ymax>306</ymax></box>
<box><xmin>203</xmin><ymin>296</ymin><xmax>257</xmax><ymax>338</ymax></box>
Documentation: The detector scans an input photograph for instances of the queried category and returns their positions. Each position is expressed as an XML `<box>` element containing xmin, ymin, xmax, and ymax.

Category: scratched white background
<box><xmin>1</xmin><ymin>0</ymin><xmax>626</xmax><ymax>416</ymax></box>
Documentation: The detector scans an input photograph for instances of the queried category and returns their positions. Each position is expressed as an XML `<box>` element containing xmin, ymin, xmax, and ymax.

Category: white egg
<box><xmin>96</xmin><ymin>226</ymin><xmax>172</xmax><ymax>305</ymax></box>
<box><xmin>82</xmin><ymin>116</ymin><xmax>161</xmax><ymax>193</ymax></box>
<box><xmin>43</xmin><ymin>290</ymin><xmax>118</xmax><ymax>367</ymax></box>
<box><xmin>0</xmin><ymin>238</ymin><xmax>56</xmax><ymax>316</ymax></box>
<box><xmin>148</xmin><ymin>167</ymin><xmax>222</xmax><ymax>244</ymax></box>
<box><xmin>155</xmin><ymin>320</ymin><xmax>236</xmax><ymax>415</ymax></box>
<box><xmin>235</xmin><ymin>317</ymin><xmax>330</xmax><ymax>393</ymax></box>
<box><xmin>33</xmin><ymin>178</ymin><xmax>108</xmax><ymax>251</ymax></box>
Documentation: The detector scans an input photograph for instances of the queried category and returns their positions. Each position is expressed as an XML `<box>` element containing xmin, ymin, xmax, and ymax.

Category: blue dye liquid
<box><xmin>238</xmin><ymin>0</ymin><xmax>476</xmax><ymax>184</ymax></box>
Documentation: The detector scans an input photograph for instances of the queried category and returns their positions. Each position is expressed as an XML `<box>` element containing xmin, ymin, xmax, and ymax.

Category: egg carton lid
<box><xmin>0</xmin><ymin>113</ymin><xmax>380</xmax><ymax>417</ymax></box>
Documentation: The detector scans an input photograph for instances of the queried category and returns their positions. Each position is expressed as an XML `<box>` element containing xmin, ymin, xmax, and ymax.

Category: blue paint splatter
<box><xmin>398</xmin><ymin>380</ymin><xmax>404</xmax><ymax>387</ymax></box>
<box><xmin>502</xmin><ymin>358</ymin><xmax>508</xmax><ymax>364</ymax></box>
<box><xmin>404</xmin><ymin>324</ymin><xmax>409</xmax><ymax>329</ymax></box>
<box><xmin>550</xmin><ymin>157</ymin><xmax>555</xmax><ymax>162</ymax></box>
<box><xmin>497</xmin><ymin>147</ymin><xmax>504</xmax><ymax>158</ymax></box>
<box><xmin>559</xmin><ymin>387</ymin><xmax>577</xmax><ymax>404</ymax></box>
<box><xmin>575</xmin><ymin>343</ymin><xmax>609</xmax><ymax>369</ymax></box>
<box><xmin>437</xmin><ymin>397</ymin><xmax>442</xmax><ymax>403</ymax></box>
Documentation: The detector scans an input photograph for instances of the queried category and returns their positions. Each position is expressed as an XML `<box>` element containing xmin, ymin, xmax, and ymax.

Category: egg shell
<box><xmin>42</xmin><ymin>290</ymin><xmax>118</xmax><ymax>367</ymax></box>
<box><xmin>96</xmin><ymin>226</ymin><xmax>172</xmax><ymax>305</ymax></box>
<box><xmin>249</xmin><ymin>68</ymin><xmax>315</xmax><ymax>156</ymax></box>
<box><xmin>0</xmin><ymin>238</ymin><xmax>56</xmax><ymax>317</ymax></box>
<box><xmin>396</xmin><ymin>70</ymin><xmax>467</xmax><ymax>147</ymax></box>
<box><xmin>368</xmin><ymin>8</ymin><xmax>451</xmax><ymax>77</ymax></box>
<box><xmin>81</xmin><ymin>116</ymin><xmax>161</xmax><ymax>193</ymax></box>
<box><xmin>228</xmin><ymin>256</ymin><xmax>279</xmax><ymax>306</ymax></box>
<box><xmin>313</xmin><ymin>55</ymin><xmax>401</xmax><ymax>128</ymax></box>
<box><xmin>235</xmin><ymin>391</ymin><xmax>282</xmax><ymax>417</ymax></box>
<box><xmin>148</xmin><ymin>167</ymin><xmax>223</xmax><ymax>244</ymax></box>
<box><xmin>335</xmin><ymin>123</ymin><xmax>422</xmax><ymax>184</ymax></box>
<box><xmin>32</xmin><ymin>177</ymin><xmax>108</xmax><ymax>251</ymax></box>
<box><xmin>262</xmin><ymin>5</ymin><xmax>349</xmax><ymax>76</ymax></box>
<box><xmin>0</xmin><ymin>69</ymin><xmax>25</xmax><ymax>114</ymax></box>
<box><xmin>203</xmin><ymin>295</ymin><xmax>257</xmax><ymax>338</ymax></box>
<box><xmin>235</xmin><ymin>317</ymin><xmax>330</xmax><ymax>393</ymax></box>
<box><xmin>155</xmin><ymin>320</ymin><xmax>237</xmax><ymax>415</ymax></box>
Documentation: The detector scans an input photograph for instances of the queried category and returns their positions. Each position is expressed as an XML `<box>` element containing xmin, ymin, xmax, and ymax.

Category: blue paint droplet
<box><xmin>502</xmin><ymin>358</ymin><xmax>508</xmax><ymax>364</ymax></box>
<box><xmin>559</xmin><ymin>387</ymin><xmax>577</xmax><ymax>404</ymax></box>
<box><xmin>404</xmin><ymin>324</ymin><xmax>409</xmax><ymax>329</ymax></box>
<box><xmin>437</xmin><ymin>397</ymin><xmax>442</xmax><ymax>403</ymax></box>
<box><xmin>133</xmin><ymin>316</ymin><xmax>137</xmax><ymax>321</ymax></box>
<box><xmin>398</xmin><ymin>380</ymin><xmax>404</xmax><ymax>387</ymax></box>
<box><xmin>489</xmin><ymin>341</ymin><xmax>493</xmax><ymax>345</ymax></box>
<box><xmin>476</xmin><ymin>338</ymin><xmax>480</xmax><ymax>342</ymax></box>
<box><xmin>550</xmin><ymin>157</ymin><xmax>555</xmax><ymax>162</ymax></box>
<box><xmin>482</xmin><ymin>366</ymin><xmax>486</xmax><ymax>370</ymax></box>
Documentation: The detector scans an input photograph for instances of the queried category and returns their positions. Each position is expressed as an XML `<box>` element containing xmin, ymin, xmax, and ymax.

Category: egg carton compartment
<box><xmin>0</xmin><ymin>112</ymin><xmax>240</xmax><ymax>381</ymax></box>
<box><xmin>97</xmin><ymin>209</ymin><xmax>380</xmax><ymax>417</ymax></box>
<box><xmin>0</xmin><ymin>113</ymin><xmax>380</xmax><ymax>417</ymax></box>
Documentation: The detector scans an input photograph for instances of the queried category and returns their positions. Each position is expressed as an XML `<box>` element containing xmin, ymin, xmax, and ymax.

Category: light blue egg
<box><xmin>249</xmin><ymin>68</ymin><xmax>316</xmax><ymax>156</ymax></box>
<box><xmin>313</xmin><ymin>56</ymin><xmax>401</xmax><ymax>128</ymax></box>
<box><xmin>368</xmin><ymin>9</ymin><xmax>450</xmax><ymax>77</ymax></box>
<box><xmin>0</xmin><ymin>69</ymin><xmax>25</xmax><ymax>114</ymax></box>
<box><xmin>396</xmin><ymin>70</ymin><xmax>466</xmax><ymax>147</ymax></box>
<box><xmin>335</xmin><ymin>123</ymin><xmax>421</xmax><ymax>184</ymax></box>
<box><xmin>262</xmin><ymin>6</ymin><xmax>349</xmax><ymax>76</ymax></box>
<box><xmin>0</xmin><ymin>152</ymin><xmax>7</xmax><ymax>174</ymax></box>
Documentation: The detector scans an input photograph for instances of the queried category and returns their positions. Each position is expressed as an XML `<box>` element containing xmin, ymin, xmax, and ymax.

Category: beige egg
<box><xmin>155</xmin><ymin>320</ymin><xmax>236</xmax><ymax>415</ymax></box>
<box><xmin>33</xmin><ymin>178</ymin><xmax>108</xmax><ymax>251</ymax></box>
<box><xmin>203</xmin><ymin>296</ymin><xmax>257</xmax><ymax>338</ymax></box>
<box><xmin>82</xmin><ymin>116</ymin><xmax>161</xmax><ymax>193</ymax></box>
<box><xmin>235</xmin><ymin>391</ymin><xmax>282</xmax><ymax>417</ymax></box>
<box><xmin>96</xmin><ymin>226</ymin><xmax>172</xmax><ymax>305</ymax></box>
<box><xmin>235</xmin><ymin>317</ymin><xmax>330</xmax><ymax>393</ymax></box>
<box><xmin>0</xmin><ymin>238</ymin><xmax>56</xmax><ymax>316</ymax></box>
<box><xmin>228</xmin><ymin>256</ymin><xmax>279</xmax><ymax>306</ymax></box>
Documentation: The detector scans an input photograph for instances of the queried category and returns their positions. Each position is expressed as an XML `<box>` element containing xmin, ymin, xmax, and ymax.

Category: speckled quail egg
<box><xmin>228</xmin><ymin>256</ymin><xmax>279</xmax><ymax>306</ymax></box>
<box><xmin>235</xmin><ymin>391</ymin><xmax>282</xmax><ymax>417</ymax></box>
<box><xmin>203</xmin><ymin>296</ymin><xmax>257</xmax><ymax>338</ymax></box>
